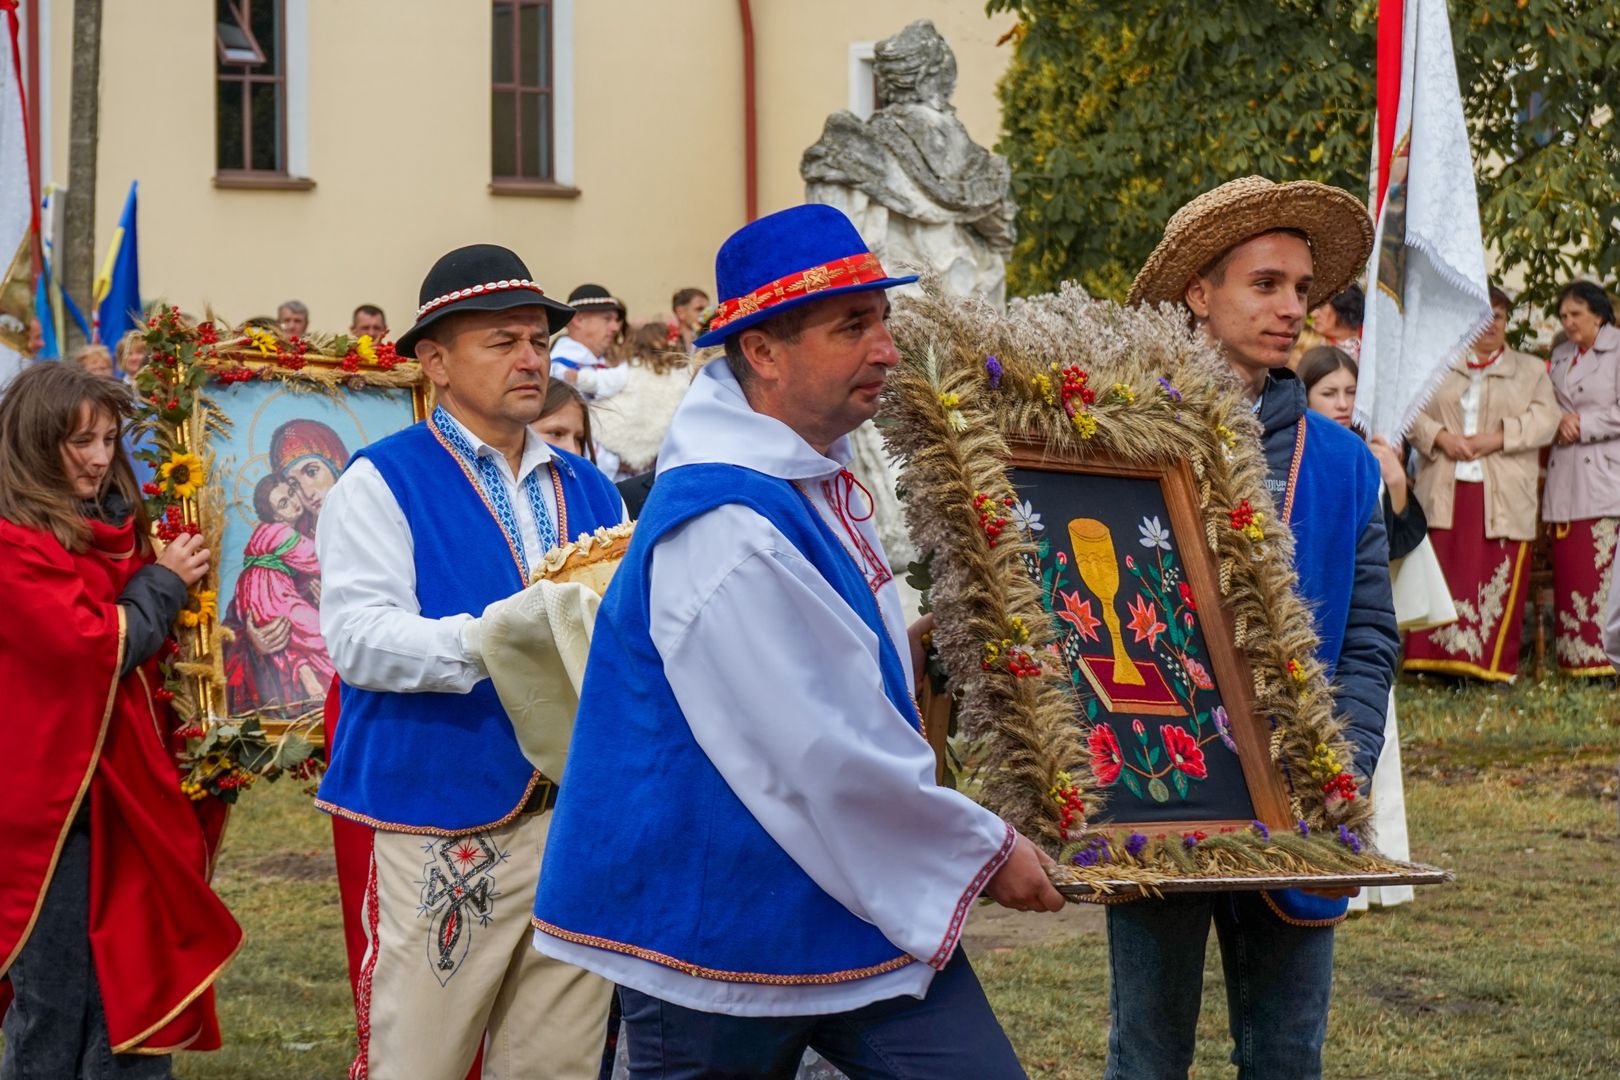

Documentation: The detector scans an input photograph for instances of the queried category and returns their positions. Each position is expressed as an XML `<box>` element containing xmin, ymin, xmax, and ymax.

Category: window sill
<box><xmin>489</xmin><ymin>179</ymin><xmax>581</xmax><ymax>199</ymax></box>
<box><xmin>213</xmin><ymin>174</ymin><xmax>317</xmax><ymax>191</ymax></box>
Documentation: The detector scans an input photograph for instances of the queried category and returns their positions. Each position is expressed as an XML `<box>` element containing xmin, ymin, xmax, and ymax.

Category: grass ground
<box><xmin>79</xmin><ymin>678</ymin><xmax>1620</xmax><ymax>1077</ymax></box>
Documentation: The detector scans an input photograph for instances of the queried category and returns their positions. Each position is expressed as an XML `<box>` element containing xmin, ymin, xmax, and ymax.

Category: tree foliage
<box><xmin>991</xmin><ymin>0</ymin><xmax>1619</xmax><ymax>313</ymax></box>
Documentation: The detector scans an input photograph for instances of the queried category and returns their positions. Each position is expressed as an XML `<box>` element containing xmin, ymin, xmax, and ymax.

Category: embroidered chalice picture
<box><xmin>1012</xmin><ymin>464</ymin><xmax>1257</xmax><ymax>826</ymax></box>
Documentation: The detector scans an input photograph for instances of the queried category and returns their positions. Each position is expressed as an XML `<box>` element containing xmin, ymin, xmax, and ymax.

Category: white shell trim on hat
<box><xmin>415</xmin><ymin>279</ymin><xmax>546</xmax><ymax>320</ymax></box>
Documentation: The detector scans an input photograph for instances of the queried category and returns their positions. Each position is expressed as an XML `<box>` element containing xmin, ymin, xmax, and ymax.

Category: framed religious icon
<box><xmin>130</xmin><ymin>309</ymin><xmax>429</xmax><ymax>801</ymax></box>
<box><xmin>886</xmin><ymin>283</ymin><xmax>1449</xmax><ymax>897</ymax></box>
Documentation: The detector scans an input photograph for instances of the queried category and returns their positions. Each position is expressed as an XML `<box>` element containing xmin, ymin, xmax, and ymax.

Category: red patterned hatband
<box><xmin>415</xmin><ymin>279</ymin><xmax>546</xmax><ymax>320</ymax></box>
<box><xmin>708</xmin><ymin>252</ymin><xmax>888</xmax><ymax>332</ymax></box>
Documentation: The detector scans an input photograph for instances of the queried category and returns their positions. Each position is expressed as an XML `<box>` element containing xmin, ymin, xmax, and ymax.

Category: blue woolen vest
<box><xmin>534</xmin><ymin>464</ymin><xmax>922</xmax><ymax>983</ymax></box>
<box><xmin>315</xmin><ymin>419</ymin><xmax>623</xmax><ymax>834</ymax></box>
<box><xmin>1289</xmin><ymin>411</ymin><xmax>1381</xmax><ymax>675</ymax></box>
<box><xmin>1272</xmin><ymin>411</ymin><xmax>1382</xmax><ymax>923</ymax></box>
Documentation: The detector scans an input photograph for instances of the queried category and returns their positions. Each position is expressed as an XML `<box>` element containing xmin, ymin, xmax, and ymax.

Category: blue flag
<box><xmin>94</xmin><ymin>181</ymin><xmax>141</xmax><ymax>344</ymax></box>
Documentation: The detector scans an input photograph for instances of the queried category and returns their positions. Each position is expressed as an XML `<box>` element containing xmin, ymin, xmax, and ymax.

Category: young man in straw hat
<box><xmin>314</xmin><ymin>244</ymin><xmax>627</xmax><ymax>1078</ymax></box>
<box><xmin>534</xmin><ymin>203</ymin><xmax>1064</xmax><ymax>1077</ymax></box>
<box><xmin>1120</xmin><ymin>177</ymin><xmax>1401</xmax><ymax>1079</ymax></box>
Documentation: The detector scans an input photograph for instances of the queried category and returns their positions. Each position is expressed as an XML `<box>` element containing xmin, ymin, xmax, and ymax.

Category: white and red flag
<box><xmin>1356</xmin><ymin>0</ymin><xmax>1493</xmax><ymax>441</ymax></box>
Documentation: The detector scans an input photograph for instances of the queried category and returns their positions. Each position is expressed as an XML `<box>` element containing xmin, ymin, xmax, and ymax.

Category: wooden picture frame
<box><xmin>131</xmin><ymin>311</ymin><xmax>429</xmax><ymax>800</ymax></box>
<box><xmin>883</xmin><ymin>283</ymin><xmax>1446</xmax><ymax>893</ymax></box>
<box><xmin>1005</xmin><ymin>441</ymin><xmax>1294</xmax><ymax>839</ymax></box>
<box><xmin>200</xmin><ymin>356</ymin><xmax>428</xmax><ymax>735</ymax></box>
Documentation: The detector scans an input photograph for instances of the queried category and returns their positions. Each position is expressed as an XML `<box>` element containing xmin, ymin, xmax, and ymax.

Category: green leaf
<box><xmin>1147</xmin><ymin>745</ymin><xmax>1162</xmax><ymax>767</ymax></box>
<box><xmin>1085</xmin><ymin>697</ymin><xmax>1099</xmax><ymax>720</ymax></box>
<box><xmin>1148</xmin><ymin>776</ymin><xmax>1171</xmax><ymax>803</ymax></box>
<box><xmin>1173</xmin><ymin>770</ymin><xmax>1190</xmax><ymax>799</ymax></box>
<box><xmin>274</xmin><ymin>733</ymin><xmax>314</xmax><ymax>769</ymax></box>
<box><xmin>1122</xmin><ymin>770</ymin><xmax>1144</xmax><ymax>799</ymax></box>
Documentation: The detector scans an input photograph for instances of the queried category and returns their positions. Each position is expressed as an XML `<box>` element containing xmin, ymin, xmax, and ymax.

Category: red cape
<box><xmin>0</xmin><ymin>516</ymin><xmax>242</xmax><ymax>1054</ymax></box>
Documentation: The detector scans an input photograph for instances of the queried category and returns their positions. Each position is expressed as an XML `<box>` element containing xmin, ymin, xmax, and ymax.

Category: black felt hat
<box><xmin>395</xmin><ymin>244</ymin><xmax>577</xmax><ymax>358</ymax></box>
<box><xmin>565</xmin><ymin>283</ymin><xmax>627</xmax><ymax>322</ymax></box>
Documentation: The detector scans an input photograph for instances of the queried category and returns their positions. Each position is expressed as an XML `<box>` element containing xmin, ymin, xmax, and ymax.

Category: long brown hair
<box><xmin>540</xmin><ymin>379</ymin><xmax>596</xmax><ymax>463</ymax></box>
<box><xmin>0</xmin><ymin>362</ymin><xmax>150</xmax><ymax>551</ymax></box>
<box><xmin>627</xmin><ymin>320</ymin><xmax>689</xmax><ymax>375</ymax></box>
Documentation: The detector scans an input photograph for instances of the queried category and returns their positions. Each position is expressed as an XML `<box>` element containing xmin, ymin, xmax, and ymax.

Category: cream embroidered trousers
<box><xmin>352</xmin><ymin>810</ymin><xmax>612</xmax><ymax>1080</ymax></box>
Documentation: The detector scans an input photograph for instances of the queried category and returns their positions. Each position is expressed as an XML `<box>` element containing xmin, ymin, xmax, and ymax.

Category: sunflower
<box><xmin>177</xmin><ymin>589</ymin><xmax>217</xmax><ymax>629</ymax></box>
<box><xmin>160</xmin><ymin>451</ymin><xmax>205</xmax><ymax>498</ymax></box>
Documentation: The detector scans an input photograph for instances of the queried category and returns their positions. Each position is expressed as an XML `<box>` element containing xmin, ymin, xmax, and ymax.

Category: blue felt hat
<box><xmin>692</xmin><ymin>204</ymin><xmax>918</xmax><ymax>348</ymax></box>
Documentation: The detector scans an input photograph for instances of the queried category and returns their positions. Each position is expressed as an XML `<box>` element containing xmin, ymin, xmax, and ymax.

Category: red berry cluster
<box><xmin>374</xmin><ymin>341</ymin><xmax>401</xmax><ymax>370</ymax></box>
<box><xmin>1058</xmin><ymin>365</ymin><xmax>1096</xmax><ymax>415</ymax></box>
<box><xmin>196</xmin><ymin>322</ymin><xmax>219</xmax><ymax>345</ymax></box>
<box><xmin>1008</xmin><ymin>651</ymin><xmax>1042</xmax><ymax>677</ymax></box>
<box><xmin>1322</xmin><ymin>772</ymin><xmax>1358</xmax><ymax>801</ymax></box>
<box><xmin>340</xmin><ymin>350</ymin><xmax>362</xmax><ymax>372</ymax></box>
<box><xmin>973</xmin><ymin>492</ymin><xmax>1014</xmax><ymax>546</ymax></box>
<box><xmin>213</xmin><ymin>366</ymin><xmax>257</xmax><ymax>385</ymax></box>
<box><xmin>290</xmin><ymin>758</ymin><xmax>323</xmax><ymax>781</ymax></box>
<box><xmin>1229</xmin><ymin>500</ymin><xmax>1257</xmax><ymax>530</ymax></box>
<box><xmin>215</xmin><ymin>772</ymin><xmax>255</xmax><ymax>791</ymax></box>
<box><xmin>155</xmin><ymin>504</ymin><xmax>201</xmax><ymax>542</ymax></box>
<box><xmin>1054</xmin><ymin>784</ymin><xmax>1085</xmax><ymax>839</ymax></box>
<box><xmin>154</xmin><ymin>686</ymin><xmax>176</xmax><ymax>703</ymax></box>
<box><xmin>174</xmin><ymin>723</ymin><xmax>207</xmax><ymax>739</ymax></box>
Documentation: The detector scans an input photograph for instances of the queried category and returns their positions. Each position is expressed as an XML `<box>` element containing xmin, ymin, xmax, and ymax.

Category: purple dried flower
<box><xmin>1297</xmin><ymin>819</ymin><xmax>1311</xmax><ymax>838</ymax></box>
<box><xmin>1125</xmin><ymin>832</ymin><xmax>1148</xmax><ymax>858</ymax></box>
<box><xmin>1214</xmin><ymin>706</ymin><xmax>1237</xmax><ymax>754</ymax></box>
<box><xmin>1250</xmin><ymin>820</ymin><xmax>1270</xmax><ymax>840</ymax></box>
<box><xmin>1156</xmin><ymin>376</ymin><xmax>1182</xmax><ymax>402</ymax></box>
<box><xmin>1337</xmin><ymin>825</ymin><xmax>1363</xmax><ymax>855</ymax></box>
<box><xmin>1071</xmin><ymin>835</ymin><xmax>1111</xmax><ymax>868</ymax></box>
<box><xmin>1182</xmin><ymin>831</ymin><xmax>1204</xmax><ymax>849</ymax></box>
<box><xmin>985</xmin><ymin>354</ymin><xmax>1003</xmax><ymax>389</ymax></box>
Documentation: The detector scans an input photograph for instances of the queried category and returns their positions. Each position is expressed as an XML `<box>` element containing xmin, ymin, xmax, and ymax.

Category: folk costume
<box><xmin>1119</xmin><ymin>178</ymin><xmax>1400</xmax><ymax>1080</ymax></box>
<box><xmin>550</xmin><ymin>283</ymin><xmax>629</xmax><ymax>402</ymax></box>
<box><xmin>0</xmin><ymin>494</ymin><xmax>241</xmax><ymax>1072</ymax></box>
<box><xmin>314</xmin><ymin>245</ymin><xmax>623</xmax><ymax>1080</ymax></box>
<box><xmin>1542</xmin><ymin>322</ymin><xmax>1620</xmax><ymax>677</ymax></box>
<box><xmin>534</xmin><ymin>205</ymin><xmax>1030</xmax><ymax>1079</ymax></box>
<box><xmin>1404</xmin><ymin>347</ymin><xmax>1560</xmax><ymax>681</ymax></box>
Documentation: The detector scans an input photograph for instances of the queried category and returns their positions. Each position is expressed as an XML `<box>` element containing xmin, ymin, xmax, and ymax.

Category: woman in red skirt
<box><xmin>1543</xmin><ymin>281</ymin><xmax>1620</xmax><ymax>677</ymax></box>
<box><xmin>1405</xmin><ymin>286</ymin><xmax>1561</xmax><ymax>681</ymax></box>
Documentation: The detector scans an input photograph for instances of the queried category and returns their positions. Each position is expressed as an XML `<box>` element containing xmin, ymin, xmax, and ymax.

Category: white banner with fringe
<box><xmin>1357</xmin><ymin>0</ymin><xmax>1493</xmax><ymax>442</ymax></box>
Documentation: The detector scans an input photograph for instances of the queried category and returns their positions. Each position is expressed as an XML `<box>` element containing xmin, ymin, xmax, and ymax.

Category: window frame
<box><xmin>214</xmin><ymin>0</ymin><xmax>292</xmax><ymax>182</ymax></box>
<box><xmin>490</xmin><ymin>0</ymin><xmax>576</xmax><ymax>197</ymax></box>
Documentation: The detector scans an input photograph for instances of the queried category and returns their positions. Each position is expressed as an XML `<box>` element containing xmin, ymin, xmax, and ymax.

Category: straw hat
<box><xmin>1127</xmin><ymin>176</ymin><xmax>1373</xmax><ymax>311</ymax></box>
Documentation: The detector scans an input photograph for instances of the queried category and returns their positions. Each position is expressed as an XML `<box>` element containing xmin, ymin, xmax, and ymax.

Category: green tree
<box><xmin>991</xmin><ymin>0</ymin><xmax>1618</xmax><ymax>313</ymax></box>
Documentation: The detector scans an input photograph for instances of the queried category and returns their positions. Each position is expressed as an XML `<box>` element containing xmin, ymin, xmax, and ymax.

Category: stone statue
<box><xmin>802</xmin><ymin>19</ymin><xmax>1017</xmax><ymax>306</ymax></box>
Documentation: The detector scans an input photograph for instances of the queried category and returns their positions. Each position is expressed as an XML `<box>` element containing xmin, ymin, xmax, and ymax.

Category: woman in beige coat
<box><xmin>1404</xmin><ymin>286</ymin><xmax>1560</xmax><ymax>681</ymax></box>
<box><xmin>1543</xmin><ymin>280</ymin><xmax>1620</xmax><ymax>676</ymax></box>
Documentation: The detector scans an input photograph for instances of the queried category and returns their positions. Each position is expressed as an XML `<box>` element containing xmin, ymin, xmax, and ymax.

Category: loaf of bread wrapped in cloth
<box><xmin>477</xmin><ymin>523</ymin><xmax>635</xmax><ymax>778</ymax></box>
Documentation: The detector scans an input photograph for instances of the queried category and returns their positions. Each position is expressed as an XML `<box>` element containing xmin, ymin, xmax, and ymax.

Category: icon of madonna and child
<box><xmin>217</xmin><ymin>416</ymin><xmax>352</xmax><ymax>714</ymax></box>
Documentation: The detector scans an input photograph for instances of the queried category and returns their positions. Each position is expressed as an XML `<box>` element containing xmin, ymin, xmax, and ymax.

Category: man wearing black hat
<box><xmin>551</xmin><ymin>283</ymin><xmax>628</xmax><ymax>400</ymax></box>
<box><xmin>314</xmin><ymin>245</ymin><xmax>626</xmax><ymax>1079</ymax></box>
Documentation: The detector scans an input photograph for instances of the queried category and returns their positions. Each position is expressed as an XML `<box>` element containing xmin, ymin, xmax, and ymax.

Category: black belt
<box><xmin>521</xmin><ymin>775</ymin><xmax>559</xmax><ymax>815</ymax></box>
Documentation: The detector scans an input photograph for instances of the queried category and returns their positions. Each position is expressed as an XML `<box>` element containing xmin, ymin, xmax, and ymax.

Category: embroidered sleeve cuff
<box><xmin>926</xmin><ymin>821</ymin><xmax>1017</xmax><ymax>970</ymax></box>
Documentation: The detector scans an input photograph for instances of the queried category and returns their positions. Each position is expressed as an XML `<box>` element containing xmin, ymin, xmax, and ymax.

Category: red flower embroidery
<box><xmin>1089</xmin><ymin>724</ymin><xmax>1123</xmax><ymax>786</ymax></box>
<box><xmin>1126</xmin><ymin>594</ymin><xmax>1167</xmax><ymax>650</ymax></box>
<box><xmin>1162</xmin><ymin>725</ymin><xmax>1207</xmax><ymax>779</ymax></box>
<box><xmin>1178</xmin><ymin>580</ymin><xmax>1197</xmax><ymax>611</ymax></box>
<box><xmin>1057</xmin><ymin>590</ymin><xmax>1103</xmax><ymax>642</ymax></box>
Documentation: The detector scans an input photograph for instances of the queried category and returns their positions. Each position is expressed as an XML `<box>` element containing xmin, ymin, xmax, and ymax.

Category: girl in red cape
<box><xmin>0</xmin><ymin>364</ymin><xmax>242</xmax><ymax>1074</ymax></box>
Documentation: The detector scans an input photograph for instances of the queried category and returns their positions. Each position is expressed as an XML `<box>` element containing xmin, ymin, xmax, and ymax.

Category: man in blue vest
<box><xmin>315</xmin><ymin>244</ymin><xmax>626</xmax><ymax>1079</ymax></box>
<box><xmin>1116</xmin><ymin>177</ymin><xmax>1401</xmax><ymax>1079</ymax></box>
<box><xmin>534</xmin><ymin>204</ymin><xmax>1065</xmax><ymax>1078</ymax></box>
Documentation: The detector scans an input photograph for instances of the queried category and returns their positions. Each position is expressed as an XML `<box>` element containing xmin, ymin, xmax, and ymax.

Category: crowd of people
<box><xmin>1</xmin><ymin>179</ymin><xmax>1616</xmax><ymax>1080</ymax></box>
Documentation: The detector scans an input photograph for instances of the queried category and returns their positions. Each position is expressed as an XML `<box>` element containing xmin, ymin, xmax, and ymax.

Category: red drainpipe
<box><xmin>738</xmin><ymin>0</ymin><xmax>758</xmax><ymax>222</ymax></box>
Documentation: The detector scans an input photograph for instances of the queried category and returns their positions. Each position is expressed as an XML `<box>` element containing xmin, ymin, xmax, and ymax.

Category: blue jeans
<box><xmin>1</xmin><ymin>821</ymin><xmax>172</xmax><ymax>1080</ymax></box>
<box><xmin>1104</xmin><ymin>892</ymin><xmax>1336</xmax><ymax>1080</ymax></box>
<box><xmin>617</xmin><ymin>949</ymin><xmax>1026</xmax><ymax>1080</ymax></box>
